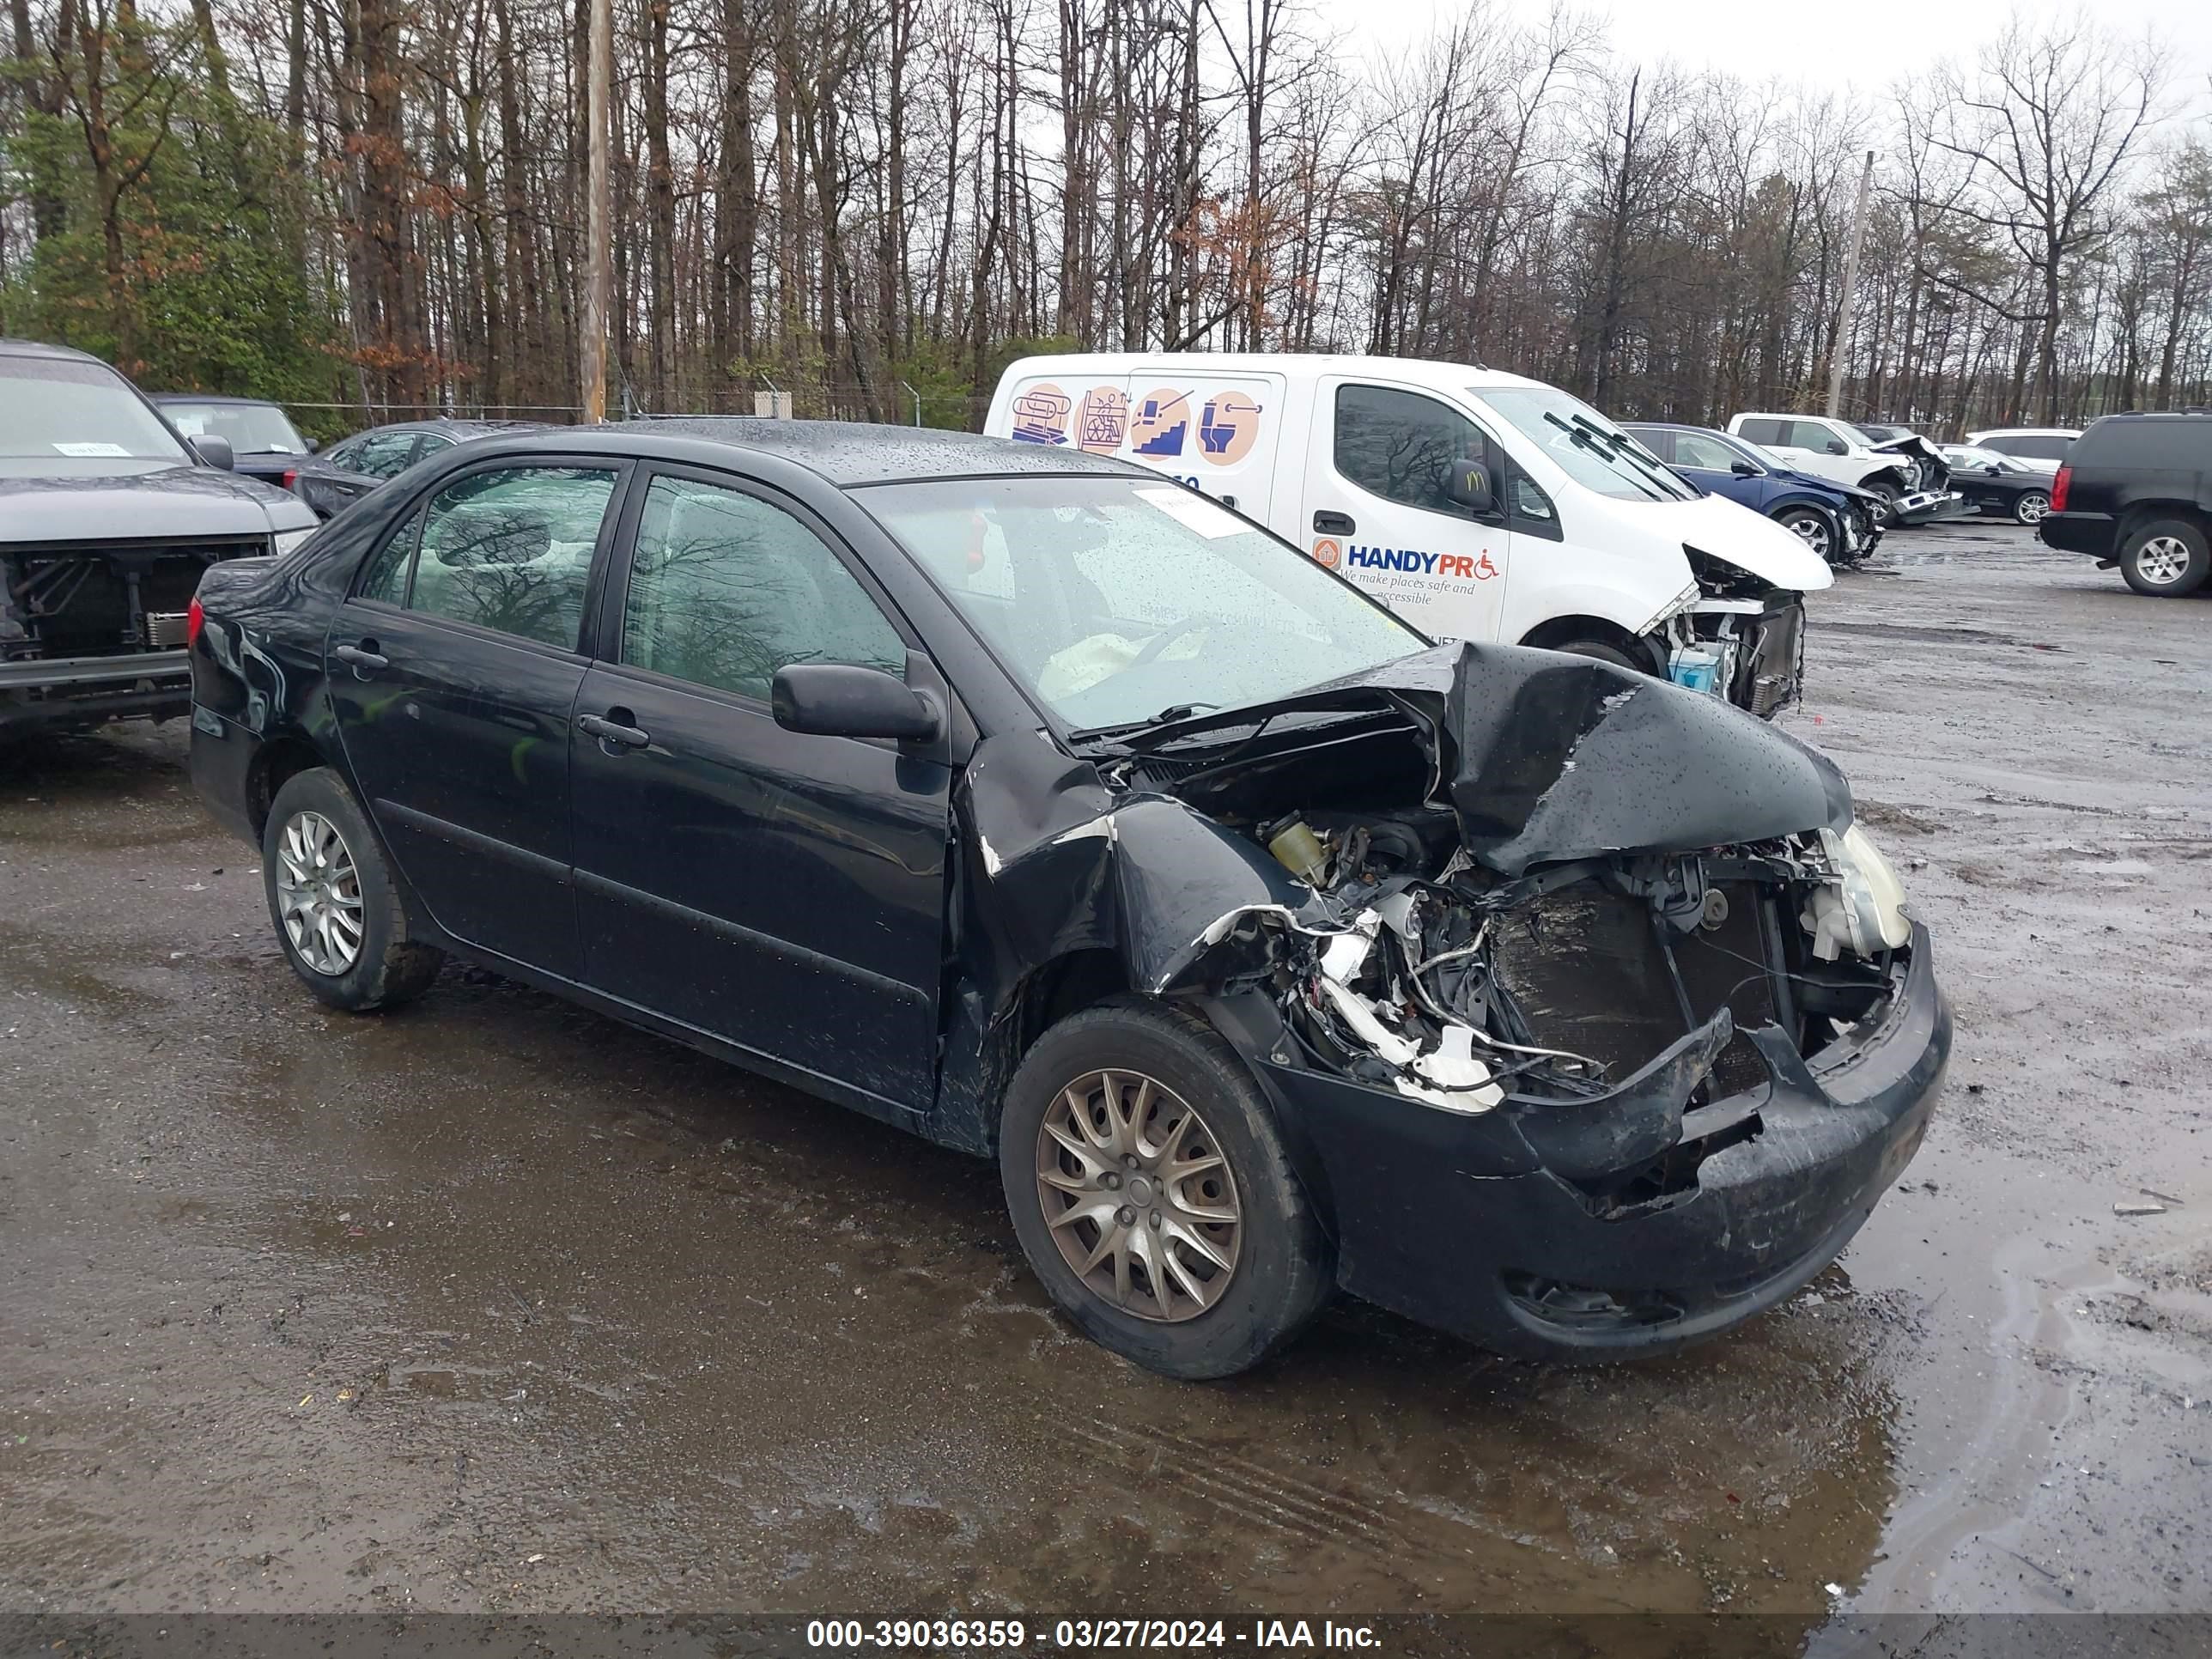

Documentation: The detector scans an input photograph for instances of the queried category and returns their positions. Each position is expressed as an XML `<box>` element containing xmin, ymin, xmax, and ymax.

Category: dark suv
<box><xmin>2038</xmin><ymin>412</ymin><xmax>2212</xmax><ymax>597</ymax></box>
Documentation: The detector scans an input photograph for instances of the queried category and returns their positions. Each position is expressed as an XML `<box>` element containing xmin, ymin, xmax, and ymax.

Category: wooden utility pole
<box><xmin>580</xmin><ymin>0</ymin><xmax>613</xmax><ymax>422</ymax></box>
<box><xmin>1826</xmin><ymin>149</ymin><xmax>1875</xmax><ymax>419</ymax></box>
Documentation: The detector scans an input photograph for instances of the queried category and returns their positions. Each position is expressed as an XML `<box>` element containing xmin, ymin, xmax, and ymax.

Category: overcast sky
<box><xmin>1310</xmin><ymin>0</ymin><xmax>2212</xmax><ymax>101</ymax></box>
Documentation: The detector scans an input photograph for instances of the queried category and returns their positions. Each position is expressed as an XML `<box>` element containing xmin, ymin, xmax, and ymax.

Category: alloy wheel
<box><xmin>276</xmin><ymin>810</ymin><xmax>365</xmax><ymax>975</ymax></box>
<box><xmin>2134</xmin><ymin>535</ymin><xmax>2193</xmax><ymax>586</ymax></box>
<box><xmin>2016</xmin><ymin>492</ymin><xmax>2049</xmax><ymax>525</ymax></box>
<box><xmin>1784</xmin><ymin>514</ymin><xmax>1832</xmax><ymax>560</ymax></box>
<box><xmin>1034</xmin><ymin>1068</ymin><xmax>1242</xmax><ymax>1322</ymax></box>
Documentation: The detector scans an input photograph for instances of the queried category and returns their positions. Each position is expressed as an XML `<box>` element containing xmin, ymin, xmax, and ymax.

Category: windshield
<box><xmin>860</xmin><ymin>476</ymin><xmax>1425</xmax><ymax>735</ymax></box>
<box><xmin>1473</xmin><ymin>386</ymin><xmax>1698</xmax><ymax>502</ymax></box>
<box><xmin>0</xmin><ymin>356</ymin><xmax>188</xmax><ymax>462</ymax></box>
<box><xmin>161</xmin><ymin>400</ymin><xmax>306</xmax><ymax>454</ymax></box>
<box><xmin>1946</xmin><ymin>447</ymin><xmax>2021</xmax><ymax>471</ymax></box>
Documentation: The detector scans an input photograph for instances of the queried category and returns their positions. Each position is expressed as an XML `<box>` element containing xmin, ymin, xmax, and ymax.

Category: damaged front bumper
<box><xmin>1891</xmin><ymin>490</ymin><xmax>1971</xmax><ymax>526</ymax></box>
<box><xmin>1220</xmin><ymin>921</ymin><xmax>1948</xmax><ymax>1361</ymax></box>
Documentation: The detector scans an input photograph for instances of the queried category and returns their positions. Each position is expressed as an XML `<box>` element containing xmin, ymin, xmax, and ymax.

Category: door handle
<box><xmin>578</xmin><ymin>711</ymin><xmax>651</xmax><ymax>750</ymax></box>
<box><xmin>1314</xmin><ymin>510</ymin><xmax>1355</xmax><ymax>535</ymax></box>
<box><xmin>334</xmin><ymin>641</ymin><xmax>387</xmax><ymax>674</ymax></box>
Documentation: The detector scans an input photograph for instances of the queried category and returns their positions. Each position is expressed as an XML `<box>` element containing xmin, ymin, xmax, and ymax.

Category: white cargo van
<box><xmin>986</xmin><ymin>354</ymin><xmax>1831</xmax><ymax>718</ymax></box>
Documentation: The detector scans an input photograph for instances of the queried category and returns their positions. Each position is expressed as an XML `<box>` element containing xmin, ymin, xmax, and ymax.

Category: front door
<box><xmin>1301</xmin><ymin>379</ymin><xmax>1528</xmax><ymax>643</ymax></box>
<box><xmin>568</xmin><ymin>467</ymin><xmax>951</xmax><ymax>1112</ymax></box>
<box><xmin>327</xmin><ymin>459</ymin><xmax>624</xmax><ymax>978</ymax></box>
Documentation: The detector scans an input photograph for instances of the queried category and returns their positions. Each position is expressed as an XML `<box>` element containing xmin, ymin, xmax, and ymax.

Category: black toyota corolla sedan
<box><xmin>187</xmin><ymin>421</ymin><xmax>1948</xmax><ymax>1378</ymax></box>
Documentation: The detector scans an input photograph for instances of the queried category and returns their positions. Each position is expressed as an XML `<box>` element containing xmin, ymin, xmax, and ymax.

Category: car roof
<box><xmin>495</xmin><ymin>418</ymin><xmax>1144</xmax><ymax>487</ymax></box>
<box><xmin>0</xmin><ymin>337</ymin><xmax>108</xmax><ymax>365</ymax></box>
<box><xmin>1966</xmin><ymin>426</ymin><xmax>2081</xmax><ymax>437</ymax></box>
<box><xmin>150</xmin><ymin>392</ymin><xmax>289</xmax><ymax>407</ymax></box>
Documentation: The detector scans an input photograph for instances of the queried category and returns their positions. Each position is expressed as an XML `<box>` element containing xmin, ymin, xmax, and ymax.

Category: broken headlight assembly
<box><xmin>1801</xmin><ymin>822</ymin><xmax>1911</xmax><ymax>962</ymax></box>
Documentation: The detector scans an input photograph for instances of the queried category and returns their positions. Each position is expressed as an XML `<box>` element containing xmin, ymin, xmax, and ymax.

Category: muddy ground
<box><xmin>2</xmin><ymin>519</ymin><xmax>2207</xmax><ymax>1636</ymax></box>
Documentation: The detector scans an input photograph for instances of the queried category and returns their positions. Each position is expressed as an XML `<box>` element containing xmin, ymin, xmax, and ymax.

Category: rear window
<box><xmin>2075</xmin><ymin>417</ymin><xmax>2210</xmax><ymax>471</ymax></box>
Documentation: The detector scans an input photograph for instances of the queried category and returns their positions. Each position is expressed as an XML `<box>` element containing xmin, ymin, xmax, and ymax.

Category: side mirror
<box><xmin>773</xmin><ymin>663</ymin><xmax>941</xmax><ymax>743</ymax></box>
<box><xmin>304</xmin><ymin>437</ymin><xmax>321</xmax><ymax>454</ymax></box>
<box><xmin>191</xmin><ymin>434</ymin><xmax>235</xmax><ymax>471</ymax></box>
<box><xmin>1729</xmin><ymin>459</ymin><xmax>1759</xmax><ymax>477</ymax></box>
<box><xmin>1442</xmin><ymin>460</ymin><xmax>1494</xmax><ymax>514</ymax></box>
<box><xmin>1984</xmin><ymin>463</ymin><xmax>2002</xmax><ymax>475</ymax></box>
<box><xmin>1824</xmin><ymin>440</ymin><xmax>1849</xmax><ymax>456</ymax></box>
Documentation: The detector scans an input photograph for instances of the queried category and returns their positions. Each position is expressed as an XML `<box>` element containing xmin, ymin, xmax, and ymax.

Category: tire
<box><xmin>2118</xmin><ymin>518</ymin><xmax>2211</xmax><ymax>598</ymax></box>
<box><xmin>261</xmin><ymin>767</ymin><xmax>444</xmax><ymax>1012</ymax></box>
<box><xmin>1773</xmin><ymin>507</ymin><xmax>1834</xmax><ymax>563</ymax></box>
<box><xmin>1553</xmin><ymin>639</ymin><xmax>1644</xmax><ymax>672</ymax></box>
<box><xmin>1861</xmin><ymin>479</ymin><xmax>1900</xmax><ymax>525</ymax></box>
<box><xmin>1000</xmin><ymin>998</ymin><xmax>1332</xmax><ymax>1379</ymax></box>
<box><xmin>2013</xmin><ymin>490</ymin><xmax>2051</xmax><ymax>526</ymax></box>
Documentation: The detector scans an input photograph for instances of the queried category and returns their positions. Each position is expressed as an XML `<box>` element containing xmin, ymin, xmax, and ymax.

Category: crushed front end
<box><xmin>1087</xmin><ymin>643</ymin><xmax>1948</xmax><ymax>1360</ymax></box>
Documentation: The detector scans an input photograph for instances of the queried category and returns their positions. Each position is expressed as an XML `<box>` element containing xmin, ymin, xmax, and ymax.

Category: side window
<box><xmin>2002</xmin><ymin>434</ymin><xmax>2070</xmax><ymax>461</ymax></box>
<box><xmin>620</xmin><ymin>475</ymin><xmax>906</xmax><ymax>702</ymax></box>
<box><xmin>1334</xmin><ymin>385</ymin><xmax>1485</xmax><ymax>517</ymax></box>
<box><xmin>1791</xmin><ymin>420</ymin><xmax>1848</xmax><ymax>454</ymax></box>
<box><xmin>404</xmin><ymin>465</ymin><xmax>618</xmax><ymax>650</ymax></box>
<box><xmin>324</xmin><ymin>437</ymin><xmax>363</xmax><ymax>471</ymax></box>
<box><xmin>1674</xmin><ymin>433</ymin><xmax>1740</xmax><ymax>471</ymax></box>
<box><xmin>1505</xmin><ymin>464</ymin><xmax>1558</xmax><ymax>532</ymax></box>
<box><xmin>354</xmin><ymin>432</ymin><xmax>420</xmax><ymax>479</ymax></box>
<box><xmin>1737</xmin><ymin>418</ymin><xmax>1787</xmax><ymax>447</ymax></box>
<box><xmin>415</xmin><ymin>434</ymin><xmax>454</xmax><ymax>460</ymax></box>
<box><xmin>355</xmin><ymin>508</ymin><xmax>420</xmax><ymax>604</ymax></box>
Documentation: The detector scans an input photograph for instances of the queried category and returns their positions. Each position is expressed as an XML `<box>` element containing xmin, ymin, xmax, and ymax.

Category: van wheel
<box><xmin>1000</xmin><ymin>999</ymin><xmax>1332</xmax><ymax>1379</ymax></box>
<box><xmin>1553</xmin><ymin>640</ymin><xmax>1644</xmax><ymax>672</ymax></box>
<box><xmin>262</xmin><ymin>768</ymin><xmax>444</xmax><ymax>1012</ymax></box>
<box><xmin>2119</xmin><ymin>519</ymin><xmax>2210</xmax><ymax>597</ymax></box>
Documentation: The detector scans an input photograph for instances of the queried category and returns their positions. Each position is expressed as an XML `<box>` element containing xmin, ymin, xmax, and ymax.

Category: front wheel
<box><xmin>1000</xmin><ymin>1000</ymin><xmax>1332</xmax><ymax>1378</ymax></box>
<box><xmin>1774</xmin><ymin>507</ymin><xmax>1834</xmax><ymax>563</ymax></box>
<box><xmin>262</xmin><ymin>768</ymin><xmax>444</xmax><ymax>1011</ymax></box>
<box><xmin>1861</xmin><ymin>480</ymin><xmax>1900</xmax><ymax>525</ymax></box>
<box><xmin>2119</xmin><ymin>519</ymin><xmax>2210</xmax><ymax>597</ymax></box>
<box><xmin>2013</xmin><ymin>490</ymin><xmax>2050</xmax><ymax>526</ymax></box>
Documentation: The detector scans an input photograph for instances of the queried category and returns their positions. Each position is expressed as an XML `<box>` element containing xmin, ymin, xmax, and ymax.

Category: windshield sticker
<box><xmin>1196</xmin><ymin>392</ymin><xmax>1262</xmax><ymax>465</ymax></box>
<box><xmin>1136</xmin><ymin>485</ymin><xmax>1245</xmax><ymax>539</ymax></box>
<box><xmin>54</xmin><ymin>441</ymin><xmax>133</xmax><ymax>457</ymax></box>
<box><xmin>1130</xmin><ymin>390</ymin><xmax>1189</xmax><ymax>457</ymax></box>
<box><xmin>1009</xmin><ymin>384</ymin><xmax>1071</xmax><ymax>445</ymax></box>
<box><xmin>1076</xmin><ymin>386</ymin><xmax>1128</xmax><ymax>453</ymax></box>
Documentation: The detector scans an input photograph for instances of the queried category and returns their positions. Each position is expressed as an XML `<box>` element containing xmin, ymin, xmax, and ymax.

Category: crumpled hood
<box><xmin>0</xmin><ymin>461</ymin><xmax>314</xmax><ymax>543</ymax></box>
<box><xmin>1127</xmin><ymin>641</ymin><xmax>1855</xmax><ymax>878</ymax></box>
<box><xmin>1644</xmin><ymin>492</ymin><xmax>1833</xmax><ymax>592</ymax></box>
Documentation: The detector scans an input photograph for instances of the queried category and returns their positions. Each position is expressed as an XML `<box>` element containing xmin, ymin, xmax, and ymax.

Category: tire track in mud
<box><xmin>1061</xmin><ymin>1414</ymin><xmax>1565</xmax><ymax>1579</ymax></box>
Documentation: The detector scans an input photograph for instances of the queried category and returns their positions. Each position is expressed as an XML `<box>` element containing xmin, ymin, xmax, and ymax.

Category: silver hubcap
<box><xmin>1035</xmin><ymin>1069</ymin><xmax>1242</xmax><ymax>1322</ymax></box>
<box><xmin>1787</xmin><ymin>515</ymin><xmax>1831</xmax><ymax>557</ymax></box>
<box><xmin>2136</xmin><ymin>536</ymin><xmax>2191</xmax><ymax>586</ymax></box>
<box><xmin>276</xmin><ymin>810</ymin><xmax>365</xmax><ymax>975</ymax></box>
<box><xmin>2018</xmin><ymin>494</ymin><xmax>2048</xmax><ymax>523</ymax></box>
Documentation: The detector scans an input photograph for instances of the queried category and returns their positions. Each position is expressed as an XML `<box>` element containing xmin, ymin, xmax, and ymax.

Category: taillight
<box><xmin>281</xmin><ymin>468</ymin><xmax>297</xmax><ymax>490</ymax></box>
<box><xmin>186</xmin><ymin>596</ymin><xmax>204</xmax><ymax>649</ymax></box>
<box><xmin>2050</xmin><ymin>464</ymin><xmax>2070</xmax><ymax>513</ymax></box>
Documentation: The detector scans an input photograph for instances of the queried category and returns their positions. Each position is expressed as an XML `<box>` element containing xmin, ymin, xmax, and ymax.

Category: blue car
<box><xmin>1624</xmin><ymin>422</ymin><xmax>1883</xmax><ymax>567</ymax></box>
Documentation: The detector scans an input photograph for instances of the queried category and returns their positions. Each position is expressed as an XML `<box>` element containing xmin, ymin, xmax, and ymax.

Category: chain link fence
<box><xmin>273</xmin><ymin>384</ymin><xmax>993</xmax><ymax>439</ymax></box>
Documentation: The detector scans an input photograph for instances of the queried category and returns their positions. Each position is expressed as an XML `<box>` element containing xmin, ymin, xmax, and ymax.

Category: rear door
<box><xmin>568</xmin><ymin>465</ymin><xmax>952</xmax><ymax>1111</ymax></box>
<box><xmin>1299</xmin><ymin>378</ymin><xmax>1543</xmax><ymax>643</ymax></box>
<box><xmin>327</xmin><ymin>459</ymin><xmax>625</xmax><ymax>978</ymax></box>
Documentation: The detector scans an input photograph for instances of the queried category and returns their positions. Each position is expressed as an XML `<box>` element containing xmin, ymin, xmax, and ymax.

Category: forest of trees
<box><xmin>2</xmin><ymin>0</ymin><xmax>2208</xmax><ymax>438</ymax></box>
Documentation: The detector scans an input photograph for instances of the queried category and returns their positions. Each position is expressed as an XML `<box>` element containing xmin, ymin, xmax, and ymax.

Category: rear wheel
<box><xmin>1000</xmin><ymin>999</ymin><xmax>1331</xmax><ymax>1378</ymax></box>
<box><xmin>2119</xmin><ymin>519</ymin><xmax>2210</xmax><ymax>598</ymax></box>
<box><xmin>1774</xmin><ymin>507</ymin><xmax>1834</xmax><ymax>562</ymax></box>
<box><xmin>262</xmin><ymin>768</ymin><xmax>443</xmax><ymax>1011</ymax></box>
<box><xmin>2013</xmin><ymin>490</ymin><xmax>2050</xmax><ymax>526</ymax></box>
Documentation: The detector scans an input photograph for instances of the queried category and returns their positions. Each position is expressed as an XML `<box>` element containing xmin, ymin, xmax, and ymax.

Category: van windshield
<box><xmin>860</xmin><ymin>475</ymin><xmax>1425</xmax><ymax>736</ymax></box>
<box><xmin>1474</xmin><ymin>386</ymin><xmax>1698</xmax><ymax>503</ymax></box>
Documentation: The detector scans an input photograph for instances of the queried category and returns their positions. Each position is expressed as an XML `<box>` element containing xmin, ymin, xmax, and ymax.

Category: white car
<box><xmin>987</xmin><ymin>353</ymin><xmax>1831</xmax><ymax>719</ymax></box>
<box><xmin>1726</xmin><ymin>413</ymin><xmax>1961</xmax><ymax>523</ymax></box>
<box><xmin>1961</xmin><ymin>427</ymin><xmax>2080</xmax><ymax>474</ymax></box>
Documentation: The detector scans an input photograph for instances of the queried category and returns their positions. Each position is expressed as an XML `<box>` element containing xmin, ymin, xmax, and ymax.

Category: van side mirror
<box><xmin>773</xmin><ymin>663</ymin><xmax>941</xmax><ymax>743</ymax></box>
<box><xmin>1442</xmin><ymin>460</ymin><xmax>1494</xmax><ymax>514</ymax></box>
<box><xmin>191</xmin><ymin>434</ymin><xmax>235</xmax><ymax>471</ymax></box>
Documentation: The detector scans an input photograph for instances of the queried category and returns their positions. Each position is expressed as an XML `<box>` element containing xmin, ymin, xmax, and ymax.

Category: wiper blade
<box><xmin>1066</xmin><ymin>702</ymin><xmax>1224</xmax><ymax>744</ymax></box>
